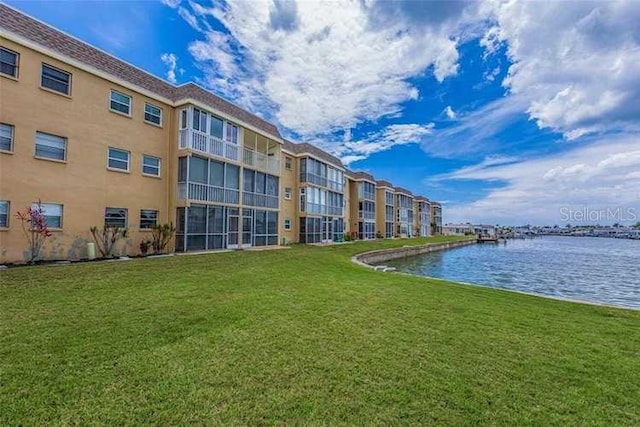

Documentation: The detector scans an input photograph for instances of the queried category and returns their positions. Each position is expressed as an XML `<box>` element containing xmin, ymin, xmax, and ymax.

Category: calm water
<box><xmin>384</xmin><ymin>236</ymin><xmax>640</xmax><ymax>309</ymax></box>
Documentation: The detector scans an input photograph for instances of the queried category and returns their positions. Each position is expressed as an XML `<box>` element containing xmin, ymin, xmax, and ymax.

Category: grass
<box><xmin>1</xmin><ymin>236</ymin><xmax>639</xmax><ymax>425</ymax></box>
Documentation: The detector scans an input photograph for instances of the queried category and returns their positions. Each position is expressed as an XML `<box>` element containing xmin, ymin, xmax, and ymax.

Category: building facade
<box><xmin>431</xmin><ymin>202</ymin><xmax>443</xmax><ymax>235</ymax></box>
<box><xmin>414</xmin><ymin>196</ymin><xmax>432</xmax><ymax>237</ymax></box>
<box><xmin>395</xmin><ymin>188</ymin><xmax>415</xmax><ymax>238</ymax></box>
<box><xmin>0</xmin><ymin>5</ymin><xmax>444</xmax><ymax>263</ymax></box>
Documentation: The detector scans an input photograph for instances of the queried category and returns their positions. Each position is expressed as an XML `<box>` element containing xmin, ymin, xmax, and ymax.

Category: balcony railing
<box><xmin>242</xmin><ymin>191</ymin><xmax>279</xmax><ymax>209</ymax></box>
<box><xmin>179</xmin><ymin>129</ymin><xmax>239</xmax><ymax>162</ymax></box>
<box><xmin>243</xmin><ymin>148</ymin><xmax>280</xmax><ymax>175</ymax></box>
<box><xmin>300</xmin><ymin>172</ymin><xmax>327</xmax><ymax>187</ymax></box>
<box><xmin>178</xmin><ymin>182</ymin><xmax>240</xmax><ymax>204</ymax></box>
<box><xmin>359</xmin><ymin>211</ymin><xmax>376</xmax><ymax>220</ymax></box>
<box><xmin>327</xmin><ymin>206</ymin><xmax>343</xmax><ymax>216</ymax></box>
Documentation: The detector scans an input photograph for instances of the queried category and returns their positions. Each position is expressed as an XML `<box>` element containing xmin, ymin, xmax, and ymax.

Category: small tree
<box><xmin>15</xmin><ymin>201</ymin><xmax>52</xmax><ymax>263</ymax></box>
<box><xmin>150</xmin><ymin>222</ymin><xmax>176</xmax><ymax>254</ymax></box>
<box><xmin>90</xmin><ymin>225</ymin><xmax>128</xmax><ymax>258</ymax></box>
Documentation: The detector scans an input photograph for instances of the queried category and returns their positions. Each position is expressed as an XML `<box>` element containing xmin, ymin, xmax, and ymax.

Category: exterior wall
<box><xmin>279</xmin><ymin>150</ymin><xmax>298</xmax><ymax>243</ymax></box>
<box><xmin>0</xmin><ymin>38</ymin><xmax>172</xmax><ymax>263</ymax></box>
<box><xmin>347</xmin><ymin>178</ymin><xmax>358</xmax><ymax>238</ymax></box>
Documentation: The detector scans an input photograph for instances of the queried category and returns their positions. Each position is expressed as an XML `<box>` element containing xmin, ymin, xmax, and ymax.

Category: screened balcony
<box><xmin>178</xmin><ymin>106</ymin><xmax>241</xmax><ymax>163</ymax></box>
<box><xmin>243</xmin><ymin>129</ymin><xmax>280</xmax><ymax>175</ymax></box>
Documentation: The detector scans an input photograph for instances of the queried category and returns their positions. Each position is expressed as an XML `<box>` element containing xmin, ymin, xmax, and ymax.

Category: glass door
<box><xmin>227</xmin><ymin>208</ymin><xmax>239</xmax><ymax>249</ymax></box>
<box><xmin>242</xmin><ymin>209</ymin><xmax>253</xmax><ymax>248</ymax></box>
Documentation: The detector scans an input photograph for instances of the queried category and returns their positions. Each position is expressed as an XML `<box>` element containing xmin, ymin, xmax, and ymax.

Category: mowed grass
<box><xmin>1</xmin><ymin>236</ymin><xmax>639</xmax><ymax>425</ymax></box>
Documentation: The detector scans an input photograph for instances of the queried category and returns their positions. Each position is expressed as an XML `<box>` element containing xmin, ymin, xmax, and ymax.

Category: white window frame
<box><xmin>0</xmin><ymin>123</ymin><xmax>14</xmax><ymax>153</ymax></box>
<box><xmin>0</xmin><ymin>200</ymin><xmax>9</xmax><ymax>228</ymax></box>
<box><xmin>40</xmin><ymin>63</ymin><xmax>71</xmax><ymax>96</ymax></box>
<box><xmin>285</xmin><ymin>156</ymin><xmax>292</xmax><ymax>170</ymax></box>
<box><xmin>107</xmin><ymin>147</ymin><xmax>130</xmax><ymax>172</ymax></box>
<box><xmin>0</xmin><ymin>47</ymin><xmax>19</xmax><ymax>79</ymax></box>
<box><xmin>144</xmin><ymin>102</ymin><xmax>162</xmax><ymax>126</ymax></box>
<box><xmin>284</xmin><ymin>187</ymin><xmax>292</xmax><ymax>200</ymax></box>
<box><xmin>109</xmin><ymin>90</ymin><xmax>132</xmax><ymax>116</ymax></box>
<box><xmin>142</xmin><ymin>154</ymin><xmax>161</xmax><ymax>177</ymax></box>
<box><xmin>105</xmin><ymin>207</ymin><xmax>128</xmax><ymax>228</ymax></box>
<box><xmin>35</xmin><ymin>131</ymin><xmax>67</xmax><ymax>162</ymax></box>
<box><xmin>32</xmin><ymin>202</ymin><xmax>63</xmax><ymax>229</ymax></box>
<box><xmin>140</xmin><ymin>209</ymin><xmax>158</xmax><ymax>229</ymax></box>
<box><xmin>284</xmin><ymin>219</ymin><xmax>292</xmax><ymax>231</ymax></box>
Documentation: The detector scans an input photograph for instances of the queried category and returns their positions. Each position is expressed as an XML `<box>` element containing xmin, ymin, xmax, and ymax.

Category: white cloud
<box><xmin>329</xmin><ymin>123</ymin><xmax>434</xmax><ymax>165</ymax></box>
<box><xmin>177</xmin><ymin>0</ymin><xmax>471</xmax><ymax>149</ymax></box>
<box><xmin>483</xmin><ymin>0</ymin><xmax>640</xmax><ymax>139</ymax></box>
<box><xmin>160</xmin><ymin>53</ymin><xmax>178</xmax><ymax>84</ymax></box>
<box><xmin>423</xmin><ymin>96</ymin><xmax>528</xmax><ymax>158</ymax></box>
<box><xmin>160</xmin><ymin>0</ymin><xmax>181</xmax><ymax>8</ymax></box>
<box><xmin>438</xmin><ymin>134</ymin><xmax>640</xmax><ymax>225</ymax></box>
<box><xmin>444</xmin><ymin>105</ymin><xmax>457</xmax><ymax>119</ymax></box>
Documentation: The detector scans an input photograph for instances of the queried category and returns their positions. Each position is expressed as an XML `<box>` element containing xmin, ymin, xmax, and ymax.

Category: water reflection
<box><xmin>384</xmin><ymin>236</ymin><xmax>640</xmax><ymax>309</ymax></box>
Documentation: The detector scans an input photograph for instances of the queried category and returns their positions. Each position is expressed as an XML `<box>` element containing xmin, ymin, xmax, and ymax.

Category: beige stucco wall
<box><xmin>0</xmin><ymin>37</ymin><xmax>173</xmax><ymax>263</ymax></box>
<box><xmin>278</xmin><ymin>150</ymin><xmax>298</xmax><ymax>243</ymax></box>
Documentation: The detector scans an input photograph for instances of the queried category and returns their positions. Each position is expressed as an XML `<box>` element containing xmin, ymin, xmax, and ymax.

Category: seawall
<box><xmin>352</xmin><ymin>239</ymin><xmax>476</xmax><ymax>268</ymax></box>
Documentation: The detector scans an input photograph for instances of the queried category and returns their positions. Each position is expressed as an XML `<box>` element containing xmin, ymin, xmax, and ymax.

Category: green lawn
<box><xmin>1</xmin><ymin>236</ymin><xmax>639</xmax><ymax>425</ymax></box>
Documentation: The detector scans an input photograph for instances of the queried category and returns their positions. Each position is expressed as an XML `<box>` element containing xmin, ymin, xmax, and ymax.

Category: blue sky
<box><xmin>9</xmin><ymin>0</ymin><xmax>640</xmax><ymax>226</ymax></box>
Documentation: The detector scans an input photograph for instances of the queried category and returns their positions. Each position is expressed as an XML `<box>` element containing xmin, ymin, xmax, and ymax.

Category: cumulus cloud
<box><xmin>484</xmin><ymin>0</ymin><xmax>640</xmax><ymax>139</ymax></box>
<box><xmin>443</xmin><ymin>105</ymin><xmax>456</xmax><ymax>119</ymax></box>
<box><xmin>176</xmin><ymin>0</ymin><xmax>467</xmax><ymax>144</ymax></box>
<box><xmin>160</xmin><ymin>53</ymin><xmax>178</xmax><ymax>84</ymax></box>
<box><xmin>437</xmin><ymin>134</ymin><xmax>640</xmax><ymax>225</ymax></box>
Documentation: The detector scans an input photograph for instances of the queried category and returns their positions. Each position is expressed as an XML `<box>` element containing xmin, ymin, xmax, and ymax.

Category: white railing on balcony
<box><xmin>242</xmin><ymin>192</ymin><xmax>279</xmax><ymax>209</ymax></box>
<box><xmin>243</xmin><ymin>148</ymin><xmax>280</xmax><ymax>175</ymax></box>
<box><xmin>327</xmin><ymin>206</ymin><xmax>343</xmax><ymax>216</ymax></box>
<box><xmin>359</xmin><ymin>211</ymin><xmax>376</xmax><ymax>220</ymax></box>
<box><xmin>179</xmin><ymin>129</ymin><xmax>239</xmax><ymax>162</ymax></box>
<box><xmin>178</xmin><ymin>182</ymin><xmax>240</xmax><ymax>204</ymax></box>
<box><xmin>300</xmin><ymin>172</ymin><xmax>327</xmax><ymax>187</ymax></box>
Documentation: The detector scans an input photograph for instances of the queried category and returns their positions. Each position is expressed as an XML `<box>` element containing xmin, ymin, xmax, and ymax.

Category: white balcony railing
<box><xmin>359</xmin><ymin>211</ymin><xmax>376</xmax><ymax>220</ymax></box>
<box><xmin>243</xmin><ymin>148</ymin><xmax>280</xmax><ymax>175</ymax></box>
<box><xmin>178</xmin><ymin>182</ymin><xmax>240</xmax><ymax>204</ymax></box>
<box><xmin>242</xmin><ymin>191</ymin><xmax>279</xmax><ymax>209</ymax></box>
<box><xmin>179</xmin><ymin>129</ymin><xmax>239</xmax><ymax>162</ymax></box>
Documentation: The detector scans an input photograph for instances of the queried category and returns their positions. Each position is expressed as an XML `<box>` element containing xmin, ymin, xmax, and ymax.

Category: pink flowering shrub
<box><xmin>15</xmin><ymin>200</ymin><xmax>52</xmax><ymax>263</ymax></box>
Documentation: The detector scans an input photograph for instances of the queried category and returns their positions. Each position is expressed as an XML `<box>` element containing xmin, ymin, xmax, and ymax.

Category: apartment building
<box><xmin>0</xmin><ymin>5</ymin><xmax>444</xmax><ymax>263</ymax></box>
<box><xmin>281</xmin><ymin>141</ymin><xmax>346</xmax><ymax>244</ymax></box>
<box><xmin>414</xmin><ymin>196</ymin><xmax>432</xmax><ymax>237</ymax></box>
<box><xmin>376</xmin><ymin>180</ymin><xmax>395</xmax><ymax>239</ymax></box>
<box><xmin>0</xmin><ymin>5</ymin><xmax>282</xmax><ymax>262</ymax></box>
<box><xmin>395</xmin><ymin>188</ymin><xmax>415</xmax><ymax>238</ymax></box>
<box><xmin>431</xmin><ymin>201</ymin><xmax>443</xmax><ymax>235</ymax></box>
<box><xmin>348</xmin><ymin>172</ymin><xmax>377</xmax><ymax>239</ymax></box>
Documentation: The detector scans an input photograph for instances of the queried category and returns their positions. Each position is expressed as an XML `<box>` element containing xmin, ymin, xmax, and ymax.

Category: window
<box><xmin>35</xmin><ymin>132</ymin><xmax>66</xmax><ymax>161</ymax></box>
<box><xmin>285</xmin><ymin>156</ymin><xmax>292</xmax><ymax>170</ymax></box>
<box><xmin>108</xmin><ymin>147</ymin><xmax>130</xmax><ymax>171</ymax></box>
<box><xmin>0</xmin><ymin>123</ymin><xmax>13</xmax><ymax>152</ymax></box>
<box><xmin>209</xmin><ymin>115</ymin><xmax>223</xmax><ymax>138</ymax></box>
<box><xmin>284</xmin><ymin>218</ymin><xmax>291</xmax><ymax>231</ymax></box>
<box><xmin>105</xmin><ymin>207</ymin><xmax>128</xmax><ymax>228</ymax></box>
<box><xmin>110</xmin><ymin>90</ymin><xmax>131</xmax><ymax>115</ymax></box>
<box><xmin>32</xmin><ymin>202</ymin><xmax>63</xmax><ymax>228</ymax></box>
<box><xmin>142</xmin><ymin>154</ymin><xmax>160</xmax><ymax>176</ymax></box>
<box><xmin>284</xmin><ymin>187</ymin><xmax>292</xmax><ymax>200</ymax></box>
<box><xmin>41</xmin><ymin>64</ymin><xmax>71</xmax><ymax>95</ymax></box>
<box><xmin>144</xmin><ymin>103</ymin><xmax>162</xmax><ymax>126</ymax></box>
<box><xmin>180</xmin><ymin>109</ymin><xmax>188</xmax><ymax>129</ymax></box>
<box><xmin>0</xmin><ymin>47</ymin><xmax>19</xmax><ymax>78</ymax></box>
<box><xmin>0</xmin><ymin>200</ymin><xmax>8</xmax><ymax>228</ymax></box>
<box><xmin>140</xmin><ymin>209</ymin><xmax>158</xmax><ymax>229</ymax></box>
<box><xmin>226</xmin><ymin>123</ymin><xmax>239</xmax><ymax>144</ymax></box>
<box><xmin>192</xmin><ymin>108</ymin><xmax>207</xmax><ymax>132</ymax></box>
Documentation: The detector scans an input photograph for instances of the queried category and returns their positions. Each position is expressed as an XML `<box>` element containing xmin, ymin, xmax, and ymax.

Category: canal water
<box><xmin>383</xmin><ymin>236</ymin><xmax>640</xmax><ymax>309</ymax></box>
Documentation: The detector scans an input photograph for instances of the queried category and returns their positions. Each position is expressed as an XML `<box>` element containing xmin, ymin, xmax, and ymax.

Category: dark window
<box><xmin>105</xmin><ymin>207</ymin><xmax>128</xmax><ymax>228</ymax></box>
<box><xmin>35</xmin><ymin>132</ymin><xmax>66</xmax><ymax>161</ymax></box>
<box><xmin>0</xmin><ymin>47</ymin><xmax>19</xmax><ymax>78</ymax></box>
<box><xmin>41</xmin><ymin>64</ymin><xmax>71</xmax><ymax>95</ymax></box>
<box><xmin>144</xmin><ymin>103</ymin><xmax>162</xmax><ymax>125</ymax></box>
<box><xmin>140</xmin><ymin>209</ymin><xmax>158</xmax><ymax>229</ymax></box>
<box><xmin>0</xmin><ymin>123</ymin><xmax>14</xmax><ymax>152</ymax></box>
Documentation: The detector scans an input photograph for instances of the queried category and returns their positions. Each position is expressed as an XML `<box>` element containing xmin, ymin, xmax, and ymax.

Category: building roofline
<box><xmin>0</xmin><ymin>3</ymin><xmax>281</xmax><ymax>139</ymax></box>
